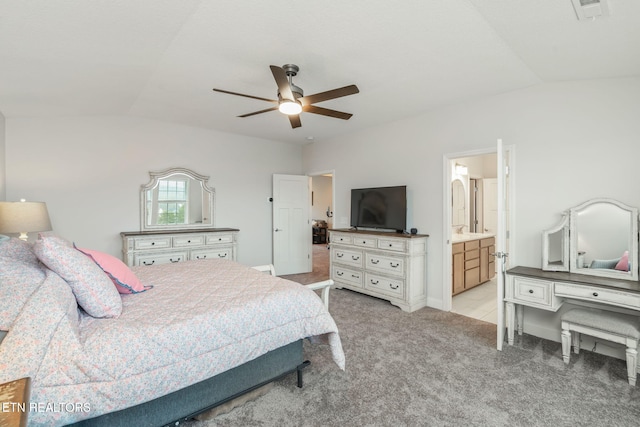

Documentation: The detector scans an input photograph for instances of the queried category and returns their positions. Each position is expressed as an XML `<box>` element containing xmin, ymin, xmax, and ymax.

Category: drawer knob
<box><xmin>170</xmin><ymin>258</ymin><xmax>180</xmax><ymax>263</ymax></box>
<box><xmin>337</xmin><ymin>253</ymin><xmax>344</xmax><ymax>258</ymax></box>
<box><xmin>389</xmin><ymin>244</ymin><xmax>393</xmax><ymax>247</ymax></box>
<box><xmin>218</xmin><ymin>253</ymin><xmax>227</xmax><ymax>258</ymax></box>
<box><xmin>390</xmin><ymin>263</ymin><xmax>399</xmax><ymax>268</ymax></box>
<box><xmin>528</xmin><ymin>289</ymin><xmax>534</xmax><ymax>294</ymax></box>
<box><xmin>593</xmin><ymin>292</ymin><xmax>598</xmax><ymax>297</ymax></box>
<box><xmin>197</xmin><ymin>255</ymin><xmax>207</xmax><ymax>259</ymax></box>
<box><xmin>390</xmin><ymin>284</ymin><xmax>399</xmax><ymax>290</ymax></box>
<box><xmin>143</xmin><ymin>260</ymin><xmax>155</xmax><ymax>266</ymax></box>
<box><xmin>187</xmin><ymin>240</ymin><xmax>191</xmax><ymax>243</ymax></box>
<box><xmin>337</xmin><ymin>271</ymin><xmax>343</xmax><ymax>276</ymax></box>
<box><xmin>352</xmin><ymin>274</ymin><xmax>360</xmax><ymax>279</ymax></box>
<box><xmin>371</xmin><ymin>259</ymin><xmax>379</xmax><ymax>264</ymax></box>
<box><xmin>151</xmin><ymin>242</ymin><xmax>155</xmax><ymax>246</ymax></box>
<box><xmin>352</xmin><ymin>256</ymin><xmax>360</xmax><ymax>261</ymax></box>
<box><xmin>362</xmin><ymin>240</ymin><xmax>366</xmax><ymax>244</ymax></box>
<box><xmin>371</xmin><ymin>279</ymin><xmax>379</xmax><ymax>285</ymax></box>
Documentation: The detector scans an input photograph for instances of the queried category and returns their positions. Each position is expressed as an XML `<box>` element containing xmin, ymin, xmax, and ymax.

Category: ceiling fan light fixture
<box><xmin>278</xmin><ymin>100</ymin><xmax>302</xmax><ymax>115</ymax></box>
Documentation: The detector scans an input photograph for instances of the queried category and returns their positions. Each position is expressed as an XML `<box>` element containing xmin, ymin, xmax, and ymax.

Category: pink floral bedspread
<box><xmin>0</xmin><ymin>259</ymin><xmax>344</xmax><ymax>426</ymax></box>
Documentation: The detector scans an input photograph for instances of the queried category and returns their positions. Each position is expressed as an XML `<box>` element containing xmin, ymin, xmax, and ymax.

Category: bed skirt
<box><xmin>66</xmin><ymin>340</ymin><xmax>304</xmax><ymax>427</ymax></box>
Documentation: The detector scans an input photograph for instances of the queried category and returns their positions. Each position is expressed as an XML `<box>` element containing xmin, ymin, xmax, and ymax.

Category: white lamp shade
<box><xmin>0</xmin><ymin>201</ymin><xmax>52</xmax><ymax>235</ymax></box>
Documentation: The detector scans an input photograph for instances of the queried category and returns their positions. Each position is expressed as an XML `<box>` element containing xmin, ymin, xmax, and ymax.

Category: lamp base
<box><xmin>18</xmin><ymin>232</ymin><xmax>29</xmax><ymax>242</ymax></box>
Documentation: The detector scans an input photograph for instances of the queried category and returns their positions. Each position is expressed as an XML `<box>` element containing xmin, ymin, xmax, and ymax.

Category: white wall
<box><xmin>303</xmin><ymin>77</ymin><xmax>640</xmax><ymax>331</ymax></box>
<box><xmin>0</xmin><ymin>111</ymin><xmax>5</xmax><ymax>200</ymax></box>
<box><xmin>5</xmin><ymin>116</ymin><xmax>303</xmax><ymax>266</ymax></box>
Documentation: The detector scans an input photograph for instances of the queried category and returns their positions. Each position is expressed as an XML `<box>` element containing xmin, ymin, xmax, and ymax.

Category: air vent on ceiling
<box><xmin>571</xmin><ymin>0</ymin><xmax>609</xmax><ymax>20</ymax></box>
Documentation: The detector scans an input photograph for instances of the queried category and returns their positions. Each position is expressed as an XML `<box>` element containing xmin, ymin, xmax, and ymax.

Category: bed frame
<box><xmin>67</xmin><ymin>340</ymin><xmax>307</xmax><ymax>427</ymax></box>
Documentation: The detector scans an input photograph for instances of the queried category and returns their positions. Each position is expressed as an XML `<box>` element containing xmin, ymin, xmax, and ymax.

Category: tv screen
<box><xmin>350</xmin><ymin>186</ymin><xmax>407</xmax><ymax>232</ymax></box>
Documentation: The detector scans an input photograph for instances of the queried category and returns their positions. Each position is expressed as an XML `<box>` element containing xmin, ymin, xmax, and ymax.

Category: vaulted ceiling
<box><xmin>1</xmin><ymin>0</ymin><xmax>639</xmax><ymax>144</ymax></box>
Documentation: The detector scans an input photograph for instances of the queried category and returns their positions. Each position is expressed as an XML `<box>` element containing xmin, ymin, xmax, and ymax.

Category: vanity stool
<box><xmin>561</xmin><ymin>308</ymin><xmax>640</xmax><ymax>386</ymax></box>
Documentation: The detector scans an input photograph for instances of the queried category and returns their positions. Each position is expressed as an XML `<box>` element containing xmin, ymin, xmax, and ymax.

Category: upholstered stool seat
<box><xmin>561</xmin><ymin>308</ymin><xmax>640</xmax><ymax>386</ymax></box>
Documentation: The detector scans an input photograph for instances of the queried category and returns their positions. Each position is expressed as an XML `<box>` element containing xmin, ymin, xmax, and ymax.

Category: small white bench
<box><xmin>251</xmin><ymin>264</ymin><xmax>333</xmax><ymax>310</ymax></box>
<box><xmin>561</xmin><ymin>308</ymin><xmax>640</xmax><ymax>386</ymax></box>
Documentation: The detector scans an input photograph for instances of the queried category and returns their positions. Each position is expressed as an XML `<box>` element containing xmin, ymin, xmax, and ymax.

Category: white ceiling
<box><xmin>1</xmin><ymin>0</ymin><xmax>639</xmax><ymax>144</ymax></box>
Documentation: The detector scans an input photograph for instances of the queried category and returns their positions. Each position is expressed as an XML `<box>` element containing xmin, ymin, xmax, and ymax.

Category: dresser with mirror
<box><xmin>506</xmin><ymin>198</ymin><xmax>640</xmax><ymax>345</ymax></box>
<box><xmin>121</xmin><ymin>167</ymin><xmax>238</xmax><ymax>267</ymax></box>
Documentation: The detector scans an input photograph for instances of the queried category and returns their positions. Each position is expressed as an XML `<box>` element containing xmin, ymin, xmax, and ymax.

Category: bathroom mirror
<box><xmin>569</xmin><ymin>198</ymin><xmax>638</xmax><ymax>281</ymax></box>
<box><xmin>451</xmin><ymin>179</ymin><xmax>466</xmax><ymax>227</ymax></box>
<box><xmin>541</xmin><ymin>213</ymin><xmax>569</xmax><ymax>272</ymax></box>
<box><xmin>141</xmin><ymin>167</ymin><xmax>215</xmax><ymax>231</ymax></box>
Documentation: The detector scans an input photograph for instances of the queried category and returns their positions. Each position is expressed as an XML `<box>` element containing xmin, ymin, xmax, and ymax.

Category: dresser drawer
<box><xmin>353</xmin><ymin>237</ymin><xmax>377</xmax><ymax>248</ymax></box>
<box><xmin>332</xmin><ymin>234</ymin><xmax>353</xmax><ymax>245</ymax></box>
<box><xmin>465</xmin><ymin>249</ymin><xmax>479</xmax><ymax>260</ymax></box>
<box><xmin>452</xmin><ymin>242</ymin><xmax>465</xmax><ymax>254</ymax></box>
<box><xmin>555</xmin><ymin>282</ymin><xmax>640</xmax><ymax>311</ymax></box>
<box><xmin>481</xmin><ymin>237</ymin><xmax>495</xmax><ymax>247</ymax></box>
<box><xmin>512</xmin><ymin>277</ymin><xmax>555</xmax><ymax>308</ymax></box>
<box><xmin>377</xmin><ymin>238</ymin><xmax>406</xmax><ymax>252</ymax></box>
<box><xmin>465</xmin><ymin>258</ymin><xmax>480</xmax><ymax>269</ymax></box>
<box><xmin>465</xmin><ymin>240</ymin><xmax>480</xmax><ymax>250</ymax></box>
<box><xmin>366</xmin><ymin>253</ymin><xmax>405</xmax><ymax>277</ymax></box>
<box><xmin>135</xmin><ymin>251</ymin><xmax>187</xmax><ymax>266</ymax></box>
<box><xmin>173</xmin><ymin>235</ymin><xmax>205</xmax><ymax>247</ymax></box>
<box><xmin>332</xmin><ymin>248</ymin><xmax>364</xmax><ymax>268</ymax></box>
<box><xmin>206</xmin><ymin>234</ymin><xmax>234</xmax><ymax>245</ymax></box>
<box><xmin>365</xmin><ymin>273</ymin><xmax>404</xmax><ymax>298</ymax></box>
<box><xmin>133</xmin><ymin>237</ymin><xmax>172</xmax><ymax>250</ymax></box>
<box><xmin>332</xmin><ymin>265</ymin><xmax>363</xmax><ymax>287</ymax></box>
<box><xmin>191</xmin><ymin>248</ymin><xmax>233</xmax><ymax>261</ymax></box>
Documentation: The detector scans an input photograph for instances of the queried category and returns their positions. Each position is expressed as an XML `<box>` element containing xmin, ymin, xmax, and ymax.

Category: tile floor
<box><xmin>451</xmin><ymin>278</ymin><xmax>498</xmax><ymax>324</ymax></box>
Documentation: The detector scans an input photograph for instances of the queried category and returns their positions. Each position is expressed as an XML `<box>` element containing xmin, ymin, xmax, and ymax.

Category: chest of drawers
<box><xmin>329</xmin><ymin>229</ymin><xmax>428</xmax><ymax>312</ymax></box>
<box><xmin>121</xmin><ymin>228</ymin><xmax>239</xmax><ymax>267</ymax></box>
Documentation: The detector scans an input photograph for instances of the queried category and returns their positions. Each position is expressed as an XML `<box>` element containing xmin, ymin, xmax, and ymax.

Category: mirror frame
<box><xmin>140</xmin><ymin>167</ymin><xmax>215</xmax><ymax>231</ymax></box>
<box><xmin>569</xmin><ymin>198</ymin><xmax>638</xmax><ymax>281</ymax></box>
<box><xmin>451</xmin><ymin>179</ymin><xmax>466</xmax><ymax>227</ymax></box>
<box><xmin>541</xmin><ymin>212</ymin><xmax>569</xmax><ymax>272</ymax></box>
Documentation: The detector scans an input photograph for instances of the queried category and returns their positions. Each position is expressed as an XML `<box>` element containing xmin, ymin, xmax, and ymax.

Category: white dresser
<box><xmin>121</xmin><ymin>228</ymin><xmax>239</xmax><ymax>267</ymax></box>
<box><xmin>329</xmin><ymin>229</ymin><xmax>428</xmax><ymax>312</ymax></box>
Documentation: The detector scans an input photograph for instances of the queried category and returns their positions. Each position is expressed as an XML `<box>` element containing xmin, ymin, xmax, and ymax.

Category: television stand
<box><xmin>329</xmin><ymin>229</ymin><xmax>429</xmax><ymax>312</ymax></box>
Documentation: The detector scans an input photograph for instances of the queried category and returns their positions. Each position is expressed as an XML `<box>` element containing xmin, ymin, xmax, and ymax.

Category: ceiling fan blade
<box><xmin>213</xmin><ymin>88</ymin><xmax>277</xmax><ymax>104</ymax></box>
<box><xmin>238</xmin><ymin>106</ymin><xmax>279</xmax><ymax>118</ymax></box>
<box><xmin>303</xmin><ymin>105</ymin><xmax>353</xmax><ymax>120</ymax></box>
<box><xmin>299</xmin><ymin>85</ymin><xmax>359</xmax><ymax>106</ymax></box>
<box><xmin>288</xmin><ymin>114</ymin><xmax>302</xmax><ymax>128</ymax></box>
<box><xmin>270</xmin><ymin>65</ymin><xmax>295</xmax><ymax>101</ymax></box>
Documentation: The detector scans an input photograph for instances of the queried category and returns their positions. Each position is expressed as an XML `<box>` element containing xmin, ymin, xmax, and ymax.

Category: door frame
<box><xmin>307</xmin><ymin>168</ymin><xmax>336</xmax><ymax>247</ymax></box>
<box><xmin>441</xmin><ymin>145</ymin><xmax>516</xmax><ymax>313</ymax></box>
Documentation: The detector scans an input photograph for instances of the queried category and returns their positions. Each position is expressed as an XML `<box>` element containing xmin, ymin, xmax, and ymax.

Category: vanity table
<box><xmin>506</xmin><ymin>198</ymin><xmax>640</xmax><ymax>345</ymax></box>
<box><xmin>505</xmin><ymin>266</ymin><xmax>640</xmax><ymax>345</ymax></box>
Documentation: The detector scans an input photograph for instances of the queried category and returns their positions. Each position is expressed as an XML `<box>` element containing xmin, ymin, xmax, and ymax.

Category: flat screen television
<box><xmin>350</xmin><ymin>185</ymin><xmax>407</xmax><ymax>232</ymax></box>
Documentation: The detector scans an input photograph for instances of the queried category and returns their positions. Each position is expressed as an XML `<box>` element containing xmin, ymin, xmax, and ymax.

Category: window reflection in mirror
<box><xmin>141</xmin><ymin>168</ymin><xmax>214</xmax><ymax>231</ymax></box>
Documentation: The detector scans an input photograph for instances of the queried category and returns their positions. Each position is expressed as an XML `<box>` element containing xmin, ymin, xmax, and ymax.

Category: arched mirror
<box><xmin>570</xmin><ymin>198</ymin><xmax>638</xmax><ymax>281</ymax></box>
<box><xmin>451</xmin><ymin>179</ymin><xmax>466</xmax><ymax>227</ymax></box>
<box><xmin>141</xmin><ymin>168</ymin><xmax>215</xmax><ymax>231</ymax></box>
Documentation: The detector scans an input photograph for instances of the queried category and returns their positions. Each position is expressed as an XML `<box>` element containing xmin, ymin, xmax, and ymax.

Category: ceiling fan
<box><xmin>213</xmin><ymin>64</ymin><xmax>359</xmax><ymax>129</ymax></box>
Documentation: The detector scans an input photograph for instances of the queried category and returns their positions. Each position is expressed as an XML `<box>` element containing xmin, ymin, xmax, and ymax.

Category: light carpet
<box><xmin>183</xmin><ymin>284</ymin><xmax>640</xmax><ymax>427</ymax></box>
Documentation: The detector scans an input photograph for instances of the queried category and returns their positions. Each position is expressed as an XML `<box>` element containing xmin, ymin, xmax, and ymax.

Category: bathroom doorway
<box><xmin>448</xmin><ymin>153</ymin><xmax>499</xmax><ymax>324</ymax></box>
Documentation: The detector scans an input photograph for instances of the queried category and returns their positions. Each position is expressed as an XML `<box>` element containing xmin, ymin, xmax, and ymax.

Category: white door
<box><xmin>272</xmin><ymin>174</ymin><xmax>312</xmax><ymax>275</ymax></box>
<box><xmin>496</xmin><ymin>139</ymin><xmax>511</xmax><ymax>351</ymax></box>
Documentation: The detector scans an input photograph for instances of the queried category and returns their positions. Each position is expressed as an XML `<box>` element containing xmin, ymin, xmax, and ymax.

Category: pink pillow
<box><xmin>76</xmin><ymin>247</ymin><xmax>150</xmax><ymax>294</ymax></box>
<box><xmin>615</xmin><ymin>251</ymin><xmax>629</xmax><ymax>271</ymax></box>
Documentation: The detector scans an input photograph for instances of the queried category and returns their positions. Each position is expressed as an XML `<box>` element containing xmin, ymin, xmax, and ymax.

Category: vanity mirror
<box><xmin>542</xmin><ymin>198</ymin><xmax>638</xmax><ymax>281</ymax></box>
<box><xmin>141</xmin><ymin>167</ymin><xmax>215</xmax><ymax>231</ymax></box>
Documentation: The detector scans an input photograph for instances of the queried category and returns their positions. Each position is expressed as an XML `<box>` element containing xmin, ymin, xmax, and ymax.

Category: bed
<box><xmin>0</xmin><ymin>235</ymin><xmax>345</xmax><ymax>426</ymax></box>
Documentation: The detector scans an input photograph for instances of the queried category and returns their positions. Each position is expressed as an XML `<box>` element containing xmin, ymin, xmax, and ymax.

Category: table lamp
<box><xmin>0</xmin><ymin>199</ymin><xmax>52</xmax><ymax>241</ymax></box>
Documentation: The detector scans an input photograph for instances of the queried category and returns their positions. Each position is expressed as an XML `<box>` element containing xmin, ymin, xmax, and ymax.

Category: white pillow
<box><xmin>33</xmin><ymin>234</ymin><xmax>122</xmax><ymax>318</ymax></box>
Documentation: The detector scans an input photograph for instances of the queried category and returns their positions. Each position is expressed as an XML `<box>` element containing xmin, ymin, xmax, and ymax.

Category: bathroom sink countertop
<box><xmin>451</xmin><ymin>232</ymin><xmax>495</xmax><ymax>243</ymax></box>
